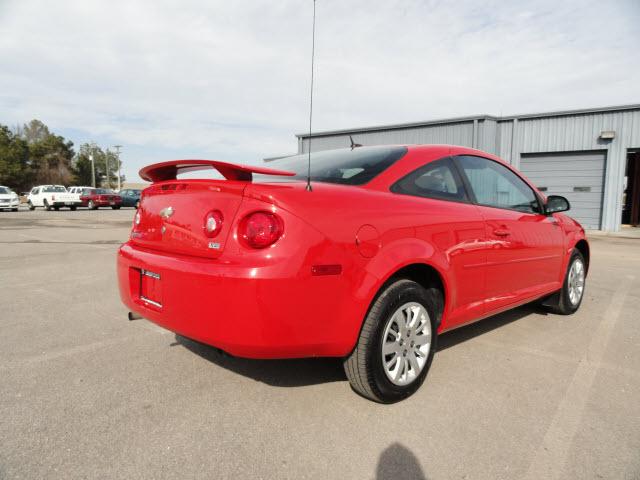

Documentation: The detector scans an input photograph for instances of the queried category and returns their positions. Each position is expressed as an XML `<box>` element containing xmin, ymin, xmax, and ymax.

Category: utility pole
<box><xmin>89</xmin><ymin>145</ymin><xmax>96</xmax><ymax>187</ymax></box>
<box><xmin>113</xmin><ymin>145</ymin><xmax>122</xmax><ymax>191</ymax></box>
<box><xmin>105</xmin><ymin>147</ymin><xmax>110</xmax><ymax>189</ymax></box>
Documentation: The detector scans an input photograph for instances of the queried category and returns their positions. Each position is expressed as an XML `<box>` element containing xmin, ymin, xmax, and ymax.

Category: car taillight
<box><xmin>134</xmin><ymin>211</ymin><xmax>141</xmax><ymax>226</ymax></box>
<box><xmin>51</xmin><ymin>195</ymin><xmax>55</xmax><ymax>201</ymax></box>
<box><xmin>239</xmin><ymin>211</ymin><xmax>283</xmax><ymax>249</ymax></box>
<box><xmin>203</xmin><ymin>210</ymin><xmax>223</xmax><ymax>238</ymax></box>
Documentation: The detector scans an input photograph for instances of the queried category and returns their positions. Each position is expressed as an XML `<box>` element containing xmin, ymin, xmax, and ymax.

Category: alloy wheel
<box><xmin>567</xmin><ymin>258</ymin><xmax>585</xmax><ymax>305</ymax></box>
<box><xmin>381</xmin><ymin>302</ymin><xmax>432</xmax><ymax>386</ymax></box>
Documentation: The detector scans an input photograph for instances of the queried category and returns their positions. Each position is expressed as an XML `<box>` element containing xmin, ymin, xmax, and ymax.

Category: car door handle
<box><xmin>493</xmin><ymin>228</ymin><xmax>510</xmax><ymax>237</ymax></box>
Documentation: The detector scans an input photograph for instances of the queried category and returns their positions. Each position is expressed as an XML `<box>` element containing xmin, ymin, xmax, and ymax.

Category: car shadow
<box><xmin>175</xmin><ymin>334</ymin><xmax>347</xmax><ymax>387</ymax></box>
<box><xmin>174</xmin><ymin>303</ymin><xmax>546</xmax><ymax>388</ymax></box>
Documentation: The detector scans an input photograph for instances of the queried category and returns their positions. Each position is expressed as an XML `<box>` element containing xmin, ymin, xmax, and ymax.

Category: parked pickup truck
<box><xmin>27</xmin><ymin>185</ymin><xmax>81</xmax><ymax>211</ymax></box>
<box><xmin>80</xmin><ymin>188</ymin><xmax>122</xmax><ymax>209</ymax></box>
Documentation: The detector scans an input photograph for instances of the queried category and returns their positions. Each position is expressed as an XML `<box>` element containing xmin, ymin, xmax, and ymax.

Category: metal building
<box><xmin>295</xmin><ymin>104</ymin><xmax>640</xmax><ymax>231</ymax></box>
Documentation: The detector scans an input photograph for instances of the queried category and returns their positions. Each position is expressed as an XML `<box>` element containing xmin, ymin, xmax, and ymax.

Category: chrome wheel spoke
<box><xmin>383</xmin><ymin>341</ymin><xmax>398</xmax><ymax>356</ymax></box>
<box><xmin>386</xmin><ymin>353</ymin><xmax>399</xmax><ymax>370</ymax></box>
<box><xmin>414</xmin><ymin>334</ymin><xmax>430</xmax><ymax>347</ymax></box>
<box><xmin>408</xmin><ymin>353</ymin><xmax>420</xmax><ymax>375</ymax></box>
<box><xmin>393</xmin><ymin>357</ymin><xmax>405</xmax><ymax>382</ymax></box>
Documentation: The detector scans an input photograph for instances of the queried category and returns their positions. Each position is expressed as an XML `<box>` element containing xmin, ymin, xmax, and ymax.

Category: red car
<box><xmin>118</xmin><ymin>145</ymin><xmax>589</xmax><ymax>402</ymax></box>
<box><xmin>80</xmin><ymin>188</ymin><xmax>122</xmax><ymax>209</ymax></box>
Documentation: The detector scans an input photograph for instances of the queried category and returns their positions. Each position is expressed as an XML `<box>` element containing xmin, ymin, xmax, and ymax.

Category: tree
<box><xmin>22</xmin><ymin>119</ymin><xmax>51</xmax><ymax>145</ymax></box>
<box><xmin>73</xmin><ymin>143</ymin><xmax>124</xmax><ymax>188</ymax></box>
<box><xmin>0</xmin><ymin>125</ymin><xmax>31</xmax><ymax>191</ymax></box>
<box><xmin>26</xmin><ymin>127</ymin><xmax>76</xmax><ymax>186</ymax></box>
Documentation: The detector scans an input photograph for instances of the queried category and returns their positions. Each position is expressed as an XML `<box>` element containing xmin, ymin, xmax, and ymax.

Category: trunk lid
<box><xmin>130</xmin><ymin>180</ymin><xmax>246</xmax><ymax>259</ymax></box>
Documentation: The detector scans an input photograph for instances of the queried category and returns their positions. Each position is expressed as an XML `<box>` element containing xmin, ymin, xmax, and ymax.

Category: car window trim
<box><xmin>452</xmin><ymin>154</ymin><xmax>543</xmax><ymax>215</ymax></box>
<box><xmin>389</xmin><ymin>156</ymin><xmax>472</xmax><ymax>205</ymax></box>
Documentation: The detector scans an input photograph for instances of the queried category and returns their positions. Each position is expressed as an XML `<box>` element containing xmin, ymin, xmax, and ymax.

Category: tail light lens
<box><xmin>239</xmin><ymin>211</ymin><xmax>283</xmax><ymax>249</ymax></box>
<box><xmin>204</xmin><ymin>210</ymin><xmax>223</xmax><ymax>238</ymax></box>
<box><xmin>51</xmin><ymin>195</ymin><xmax>55</xmax><ymax>201</ymax></box>
<box><xmin>134</xmin><ymin>211</ymin><xmax>141</xmax><ymax>226</ymax></box>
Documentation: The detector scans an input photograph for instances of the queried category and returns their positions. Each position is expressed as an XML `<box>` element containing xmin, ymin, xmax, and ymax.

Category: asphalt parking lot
<box><xmin>1</xmin><ymin>208</ymin><xmax>639</xmax><ymax>480</ymax></box>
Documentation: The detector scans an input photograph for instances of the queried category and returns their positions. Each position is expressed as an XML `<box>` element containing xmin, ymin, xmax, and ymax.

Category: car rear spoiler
<box><xmin>139</xmin><ymin>159</ymin><xmax>296</xmax><ymax>183</ymax></box>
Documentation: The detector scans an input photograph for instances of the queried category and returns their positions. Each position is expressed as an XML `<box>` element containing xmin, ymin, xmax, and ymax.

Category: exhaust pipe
<box><xmin>128</xmin><ymin>311</ymin><xmax>143</xmax><ymax>321</ymax></box>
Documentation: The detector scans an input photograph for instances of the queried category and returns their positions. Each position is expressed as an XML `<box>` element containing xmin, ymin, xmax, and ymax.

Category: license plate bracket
<box><xmin>140</xmin><ymin>269</ymin><xmax>162</xmax><ymax>308</ymax></box>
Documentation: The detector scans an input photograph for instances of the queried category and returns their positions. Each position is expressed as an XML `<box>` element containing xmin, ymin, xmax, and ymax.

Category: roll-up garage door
<box><xmin>519</xmin><ymin>151</ymin><xmax>606</xmax><ymax>230</ymax></box>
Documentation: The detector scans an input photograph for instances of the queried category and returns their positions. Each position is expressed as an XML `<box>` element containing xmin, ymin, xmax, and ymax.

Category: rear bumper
<box><xmin>82</xmin><ymin>200</ymin><xmax>121</xmax><ymax>207</ymax></box>
<box><xmin>117</xmin><ymin>243</ymin><xmax>360</xmax><ymax>359</ymax></box>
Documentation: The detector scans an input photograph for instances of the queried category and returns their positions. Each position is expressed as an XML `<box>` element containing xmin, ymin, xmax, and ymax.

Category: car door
<box><xmin>454</xmin><ymin>155</ymin><xmax>564</xmax><ymax>313</ymax></box>
<box><xmin>391</xmin><ymin>156</ymin><xmax>488</xmax><ymax>328</ymax></box>
<box><xmin>31</xmin><ymin>187</ymin><xmax>43</xmax><ymax>206</ymax></box>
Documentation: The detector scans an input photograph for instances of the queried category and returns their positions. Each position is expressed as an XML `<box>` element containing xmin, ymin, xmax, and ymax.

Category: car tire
<box><xmin>88</xmin><ymin>200</ymin><xmax>97</xmax><ymax>210</ymax></box>
<box><xmin>112</xmin><ymin>206</ymin><xmax>121</xmax><ymax>210</ymax></box>
<box><xmin>54</xmin><ymin>206</ymin><xmax>60</xmax><ymax>211</ymax></box>
<box><xmin>549</xmin><ymin>249</ymin><xmax>587</xmax><ymax>315</ymax></box>
<box><xmin>343</xmin><ymin>279</ymin><xmax>441</xmax><ymax>403</ymax></box>
<box><xmin>44</xmin><ymin>200</ymin><xmax>52</xmax><ymax>211</ymax></box>
<box><xmin>12</xmin><ymin>208</ymin><xmax>18</xmax><ymax>212</ymax></box>
<box><xmin>70</xmin><ymin>206</ymin><xmax>77</xmax><ymax>211</ymax></box>
<box><xmin>28</xmin><ymin>201</ymin><xmax>35</xmax><ymax>211</ymax></box>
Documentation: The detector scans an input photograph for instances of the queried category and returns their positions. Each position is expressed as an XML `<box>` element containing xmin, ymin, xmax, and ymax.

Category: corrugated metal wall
<box><xmin>299</xmin><ymin>121</ymin><xmax>476</xmax><ymax>153</ymax></box>
<box><xmin>296</xmin><ymin>106</ymin><xmax>640</xmax><ymax>231</ymax></box>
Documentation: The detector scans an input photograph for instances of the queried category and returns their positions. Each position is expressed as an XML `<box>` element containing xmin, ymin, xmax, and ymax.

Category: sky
<box><xmin>1</xmin><ymin>0</ymin><xmax>639</xmax><ymax>183</ymax></box>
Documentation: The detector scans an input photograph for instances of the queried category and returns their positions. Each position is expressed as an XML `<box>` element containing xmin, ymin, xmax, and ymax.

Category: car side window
<box><xmin>456</xmin><ymin>155</ymin><xmax>541</xmax><ymax>214</ymax></box>
<box><xmin>391</xmin><ymin>157</ymin><xmax>468</xmax><ymax>203</ymax></box>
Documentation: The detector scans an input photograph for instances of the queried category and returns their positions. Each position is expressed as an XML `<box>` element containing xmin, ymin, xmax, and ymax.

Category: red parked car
<box><xmin>80</xmin><ymin>188</ymin><xmax>122</xmax><ymax>209</ymax></box>
<box><xmin>118</xmin><ymin>145</ymin><xmax>589</xmax><ymax>402</ymax></box>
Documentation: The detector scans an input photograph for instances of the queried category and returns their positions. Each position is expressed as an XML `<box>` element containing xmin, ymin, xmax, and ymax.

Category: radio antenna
<box><xmin>305</xmin><ymin>0</ymin><xmax>317</xmax><ymax>192</ymax></box>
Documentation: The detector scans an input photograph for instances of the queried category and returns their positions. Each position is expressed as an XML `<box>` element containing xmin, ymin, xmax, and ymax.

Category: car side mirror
<box><xmin>545</xmin><ymin>195</ymin><xmax>570</xmax><ymax>214</ymax></box>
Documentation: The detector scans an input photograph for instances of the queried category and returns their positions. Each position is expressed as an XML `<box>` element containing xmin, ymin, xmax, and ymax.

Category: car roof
<box><xmin>363</xmin><ymin>144</ymin><xmax>535</xmax><ymax>192</ymax></box>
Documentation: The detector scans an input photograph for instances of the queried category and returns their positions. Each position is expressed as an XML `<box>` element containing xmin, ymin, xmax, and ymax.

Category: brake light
<box><xmin>204</xmin><ymin>210</ymin><xmax>223</xmax><ymax>238</ymax></box>
<box><xmin>239</xmin><ymin>211</ymin><xmax>283</xmax><ymax>249</ymax></box>
<box><xmin>51</xmin><ymin>195</ymin><xmax>55</xmax><ymax>201</ymax></box>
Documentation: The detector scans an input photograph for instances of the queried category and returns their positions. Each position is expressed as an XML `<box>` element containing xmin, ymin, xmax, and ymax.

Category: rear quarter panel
<box><xmin>244</xmin><ymin>180</ymin><xmax>474</xmax><ymax>350</ymax></box>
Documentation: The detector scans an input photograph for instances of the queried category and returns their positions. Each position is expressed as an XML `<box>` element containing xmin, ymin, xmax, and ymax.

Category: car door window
<box><xmin>391</xmin><ymin>157</ymin><xmax>468</xmax><ymax>202</ymax></box>
<box><xmin>456</xmin><ymin>155</ymin><xmax>541</xmax><ymax>213</ymax></box>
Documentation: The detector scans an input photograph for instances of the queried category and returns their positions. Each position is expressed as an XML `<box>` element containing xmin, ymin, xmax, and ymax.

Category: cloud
<box><xmin>1</xmin><ymin>0</ymin><xmax>639</xmax><ymax>181</ymax></box>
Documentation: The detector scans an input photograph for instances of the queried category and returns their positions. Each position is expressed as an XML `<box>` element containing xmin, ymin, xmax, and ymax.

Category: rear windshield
<box><xmin>82</xmin><ymin>188</ymin><xmax>112</xmax><ymax>194</ymax></box>
<box><xmin>254</xmin><ymin>146</ymin><xmax>407</xmax><ymax>185</ymax></box>
<box><xmin>43</xmin><ymin>186</ymin><xmax>67</xmax><ymax>192</ymax></box>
